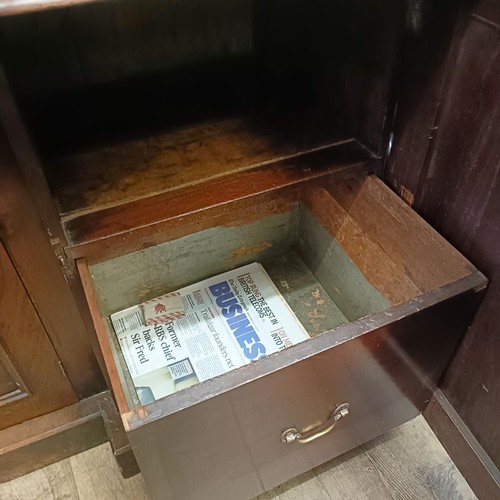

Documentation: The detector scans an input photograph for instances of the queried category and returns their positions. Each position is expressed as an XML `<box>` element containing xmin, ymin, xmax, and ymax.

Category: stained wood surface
<box><xmin>0</xmin><ymin>390</ymin><xmax>137</xmax><ymax>483</ymax></box>
<box><xmin>0</xmin><ymin>0</ymin><xmax>399</xmax><ymax>159</ymax></box>
<box><xmin>77</xmin><ymin>260</ymin><xmax>131</xmax><ymax>417</ymax></box>
<box><xmin>63</xmin><ymin>140</ymin><xmax>375</xmax><ymax>261</ymax></box>
<box><xmin>0</xmin><ymin>125</ymin><xmax>104</xmax><ymax>398</ymax></box>
<box><xmin>302</xmin><ymin>186</ymin><xmax>419</xmax><ymax>305</ymax></box>
<box><xmin>51</xmin><ymin>112</ymin><xmax>344</xmax><ymax>219</ymax></box>
<box><xmin>0</xmin><ymin>416</ymin><xmax>477</xmax><ymax>499</ymax></box>
<box><xmin>326</xmin><ymin>176</ymin><xmax>474</xmax><ymax>292</ymax></box>
<box><xmin>0</xmin><ymin>240</ymin><xmax>76</xmax><ymax>429</ymax></box>
<box><xmin>302</xmin><ymin>176</ymin><xmax>473</xmax><ymax>306</ymax></box>
<box><xmin>387</xmin><ymin>4</ymin><xmax>500</xmax><ymax>469</ymax></box>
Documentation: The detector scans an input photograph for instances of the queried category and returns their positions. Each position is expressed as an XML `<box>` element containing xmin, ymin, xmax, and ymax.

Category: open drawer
<box><xmin>77</xmin><ymin>174</ymin><xmax>486</xmax><ymax>500</ymax></box>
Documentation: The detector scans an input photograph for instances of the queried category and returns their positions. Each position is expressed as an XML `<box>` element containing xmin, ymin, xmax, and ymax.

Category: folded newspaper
<box><xmin>110</xmin><ymin>262</ymin><xmax>309</xmax><ymax>404</ymax></box>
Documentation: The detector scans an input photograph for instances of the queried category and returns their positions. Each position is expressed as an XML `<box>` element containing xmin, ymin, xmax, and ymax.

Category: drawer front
<box><xmin>76</xmin><ymin>174</ymin><xmax>486</xmax><ymax>500</ymax></box>
<box><xmin>127</xmin><ymin>282</ymin><xmax>483</xmax><ymax>500</ymax></box>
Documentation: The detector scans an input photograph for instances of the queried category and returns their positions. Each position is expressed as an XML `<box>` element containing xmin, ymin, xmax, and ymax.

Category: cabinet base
<box><xmin>0</xmin><ymin>391</ymin><xmax>138</xmax><ymax>483</ymax></box>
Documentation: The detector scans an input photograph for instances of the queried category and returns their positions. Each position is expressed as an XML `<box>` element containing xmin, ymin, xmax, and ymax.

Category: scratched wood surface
<box><xmin>0</xmin><ymin>240</ymin><xmax>76</xmax><ymax>430</ymax></box>
<box><xmin>386</xmin><ymin>3</ymin><xmax>500</xmax><ymax>469</ymax></box>
<box><xmin>0</xmin><ymin>415</ymin><xmax>476</xmax><ymax>500</ymax></box>
<box><xmin>49</xmin><ymin>112</ymin><xmax>345</xmax><ymax>218</ymax></box>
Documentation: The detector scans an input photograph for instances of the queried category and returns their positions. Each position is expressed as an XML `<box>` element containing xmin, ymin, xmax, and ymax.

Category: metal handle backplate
<box><xmin>280</xmin><ymin>403</ymin><xmax>350</xmax><ymax>444</ymax></box>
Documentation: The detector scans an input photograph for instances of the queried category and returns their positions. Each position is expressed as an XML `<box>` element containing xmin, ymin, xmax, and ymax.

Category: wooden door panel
<box><xmin>0</xmin><ymin>340</ymin><xmax>29</xmax><ymax>405</ymax></box>
<box><xmin>0</xmin><ymin>240</ymin><xmax>76</xmax><ymax>430</ymax></box>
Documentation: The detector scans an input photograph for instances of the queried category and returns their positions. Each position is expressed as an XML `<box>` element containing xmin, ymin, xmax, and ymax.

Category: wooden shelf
<box><xmin>49</xmin><ymin>110</ymin><xmax>350</xmax><ymax>219</ymax></box>
<box><xmin>62</xmin><ymin>138</ymin><xmax>379</xmax><ymax>263</ymax></box>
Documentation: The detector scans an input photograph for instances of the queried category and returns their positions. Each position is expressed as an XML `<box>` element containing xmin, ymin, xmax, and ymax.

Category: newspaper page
<box><xmin>110</xmin><ymin>262</ymin><xmax>309</xmax><ymax>403</ymax></box>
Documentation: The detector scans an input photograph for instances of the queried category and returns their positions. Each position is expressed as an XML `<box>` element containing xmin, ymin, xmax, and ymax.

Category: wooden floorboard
<box><xmin>0</xmin><ymin>416</ymin><xmax>476</xmax><ymax>500</ymax></box>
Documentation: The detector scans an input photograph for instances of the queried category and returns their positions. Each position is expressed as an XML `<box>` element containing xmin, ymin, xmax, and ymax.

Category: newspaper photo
<box><xmin>110</xmin><ymin>262</ymin><xmax>309</xmax><ymax>403</ymax></box>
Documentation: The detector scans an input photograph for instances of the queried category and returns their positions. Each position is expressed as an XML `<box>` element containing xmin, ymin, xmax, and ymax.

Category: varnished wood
<box><xmin>387</xmin><ymin>3</ymin><xmax>500</xmax><ymax>473</ymax></box>
<box><xmin>79</xmin><ymin>176</ymin><xmax>483</xmax><ymax>425</ymax></box>
<box><xmin>51</xmin><ymin>113</ymin><xmax>347</xmax><ymax>219</ymax></box>
<box><xmin>77</xmin><ymin>163</ymin><xmax>485</xmax><ymax>499</ymax></box>
<box><xmin>0</xmin><ymin>64</ymin><xmax>69</xmax><ymax>262</ymax></box>
<box><xmin>77</xmin><ymin>260</ymin><xmax>131</xmax><ymax>418</ymax></box>
<box><xmin>0</xmin><ymin>390</ymin><xmax>137</xmax><ymax>483</ymax></box>
<box><xmin>0</xmin><ymin>0</ymin><xmax>399</xmax><ymax>161</ymax></box>
<box><xmin>64</xmin><ymin>141</ymin><xmax>377</xmax><ymax>262</ymax></box>
<box><xmin>0</xmin><ymin>2</ymin><xmax>490</xmax><ymax>498</ymax></box>
<box><xmin>0</xmin><ymin>123</ymin><xmax>104</xmax><ymax>398</ymax></box>
<box><xmin>0</xmin><ymin>341</ymin><xmax>28</xmax><ymax>406</ymax></box>
<box><xmin>302</xmin><ymin>186</ymin><xmax>419</xmax><ymax>305</ymax></box>
<box><xmin>0</xmin><ymin>239</ymin><xmax>76</xmax><ymax>429</ymax></box>
<box><xmin>325</xmin><ymin>176</ymin><xmax>474</xmax><ymax>292</ymax></box>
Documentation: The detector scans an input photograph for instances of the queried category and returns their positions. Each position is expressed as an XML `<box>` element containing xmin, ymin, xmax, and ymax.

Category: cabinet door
<box><xmin>0</xmin><ymin>240</ymin><xmax>76</xmax><ymax>430</ymax></box>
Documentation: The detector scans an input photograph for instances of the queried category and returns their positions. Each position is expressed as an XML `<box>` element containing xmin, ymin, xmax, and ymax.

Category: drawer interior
<box><xmin>83</xmin><ymin>174</ymin><xmax>474</xmax><ymax>414</ymax></box>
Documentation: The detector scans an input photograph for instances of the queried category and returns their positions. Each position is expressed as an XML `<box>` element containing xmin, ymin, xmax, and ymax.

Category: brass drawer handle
<box><xmin>280</xmin><ymin>403</ymin><xmax>350</xmax><ymax>444</ymax></box>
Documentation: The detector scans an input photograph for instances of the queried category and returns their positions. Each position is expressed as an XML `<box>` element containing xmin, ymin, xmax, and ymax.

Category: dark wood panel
<box><xmin>63</xmin><ymin>141</ymin><xmax>377</xmax><ymax>262</ymax></box>
<box><xmin>471</xmin><ymin>0</ymin><xmax>500</xmax><ymax>25</ymax></box>
<box><xmin>387</xmin><ymin>9</ymin><xmax>500</xmax><ymax>470</ymax></box>
<box><xmin>0</xmin><ymin>355</ymin><xmax>18</xmax><ymax>401</ymax></box>
<box><xmin>0</xmin><ymin>239</ymin><xmax>77</xmax><ymax>429</ymax></box>
<box><xmin>50</xmin><ymin>111</ymin><xmax>348</xmax><ymax>218</ymax></box>
<box><xmin>415</xmin><ymin>18</ymin><xmax>500</xmax><ymax>253</ymax></box>
<box><xmin>407</xmin><ymin>19</ymin><xmax>500</xmax><ymax>466</ymax></box>
<box><xmin>0</xmin><ymin>123</ymin><xmax>105</xmax><ymax>398</ymax></box>
<box><xmin>440</xmin><ymin>186</ymin><xmax>500</xmax><ymax>466</ymax></box>
<box><xmin>386</xmin><ymin>0</ymin><xmax>461</xmax><ymax>202</ymax></box>
<box><xmin>0</xmin><ymin>0</ymin><xmax>401</xmax><ymax>160</ymax></box>
<box><xmin>424</xmin><ymin>391</ymin><xmax>500</xmax><ymax>500</ymax></box>
<box><xmin>255</xmin><ymin>0</ymin><xmax>402</xmax><ymax>155</ymax></box>
<box><xmin>0</xmin><ymin>390</ymin><xmax>137</xmax><ymax>483</ymax></box>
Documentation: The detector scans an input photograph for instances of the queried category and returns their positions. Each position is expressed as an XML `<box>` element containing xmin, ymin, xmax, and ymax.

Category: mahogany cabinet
<box><xmin>0</xmin><ymin>0</ymin><xmax>492</xmax><ymax>498</ymax></box>
<box><xmin>0</xmin><ymin>239</ymin><xmax>76</xmax><ymax>429</ymax></box>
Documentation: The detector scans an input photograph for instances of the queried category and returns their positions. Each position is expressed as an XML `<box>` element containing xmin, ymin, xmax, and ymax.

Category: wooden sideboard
<box><xmin>0</xmin><ymin>0</ymin><xmax>498</xmax><ymax>498</ymax></box>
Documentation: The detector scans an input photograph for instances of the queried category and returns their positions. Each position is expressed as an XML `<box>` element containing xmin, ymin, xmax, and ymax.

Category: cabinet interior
<box><xmin>0</xmin><ymin>0</ymin><xmax>401</xmax><ymax>252</ymax></box>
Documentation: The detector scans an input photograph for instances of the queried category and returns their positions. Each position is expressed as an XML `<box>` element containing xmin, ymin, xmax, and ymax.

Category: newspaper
<box><xmin>110</xmin><ymin>262</ymin><xmax>309</xmax><ymax>403</ymax></box>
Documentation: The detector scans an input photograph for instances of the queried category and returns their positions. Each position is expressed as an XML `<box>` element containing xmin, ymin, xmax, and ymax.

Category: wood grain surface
<box><xmin>0</xmin><ymin>124</ymin><xmax>104</xmax><ymax>398</ymax></box>
<box><xmin>77</xmin><ymin>260</ymin><xmax>131</xmax><ymax>418</ymax></box>
<box><xmin>302</xmin><ymin>185</ymin><xmax>419</xmax><ymax>305</ymax></box>
<box><xmin>387</xmin><ymin>4</ymin><xmax>500</xmax><ymax>470</ymax></box>
<box><xmin>326</xmin><ymin>176</ymin><xmax>473</xmax><ymax>292</ymax></box>
<box><xmin>0</xmin><ymin>240</ymin><xmax>76</xmax><ymax>429</ymax></box>
<box><xmin>63</xmin><ymin>141</ymin><xmax>376</xmax><ymax>261</ymax></box>
<box><xmin>50</xmin><ymin>112</ymin><xmax>346</xmax><ymax>218</ymax></box>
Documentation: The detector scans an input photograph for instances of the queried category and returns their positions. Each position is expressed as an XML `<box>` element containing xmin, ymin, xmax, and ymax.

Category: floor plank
<box><xmin>312</xmin><ymin>447</ymin><xmax>395</xmax><ymax>500</ymax></box>
<box><xmin>362</xmin><ymin>418</ymin><xmax>476</xmax><ymax>500</ymax></box>
<box><xmin>0</xmin><ymin>460</ymin><xmax>77</xmax><ymax>500</ymax></box>
<box><xmin>0</xmin><ymin>416</ymin><xmax>477</xmax><ymax>500</ymax></box>
<box><xmin>69</xmin><ymin>444</ymin><xmax>149</xmax><ymax>500</ymax></box>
